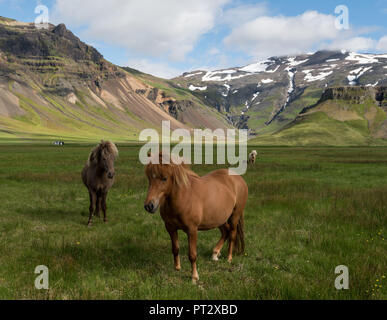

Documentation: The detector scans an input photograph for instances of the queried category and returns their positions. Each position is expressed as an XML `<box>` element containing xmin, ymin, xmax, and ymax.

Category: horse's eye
<box><xmin>161</xmin><ymin>177</ymin><xmax>167</xmax><ymax>182</ymax></box>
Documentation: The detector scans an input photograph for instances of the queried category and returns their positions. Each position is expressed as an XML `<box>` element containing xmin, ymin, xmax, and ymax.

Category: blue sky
<box><xmin>1</xmin><ymin>0</ymin><xmax>386</xmax><ymax>78</ymax></box>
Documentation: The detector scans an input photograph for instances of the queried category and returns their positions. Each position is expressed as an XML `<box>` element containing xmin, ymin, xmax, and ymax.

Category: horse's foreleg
<box><xmin>95</xmin><ymin>194</ymin><xmax>101</xmax><ymax>218</ymax></box>
<box><xmin>88</xmin><ymin>191</ymin><xmax>96</xmax><ymax>227</ymax></box>
<box><xmin>102</xmin><ymin>192</ymin><xmax>108</xmax><ymax>223</ymax></box>
<box><xmin>187</xmin><ymin>228</ymin><xmax>199</xmax><ymax>283</ymax></box>
<box><xmin>166</xmin><ymin>225</ymin><xmax>180</xmax><ymax>271</ymax></box>
<box><xmin>212</xmin><ymin>224</ymin><xmax>229</xmax><ymax>261</ymax></box>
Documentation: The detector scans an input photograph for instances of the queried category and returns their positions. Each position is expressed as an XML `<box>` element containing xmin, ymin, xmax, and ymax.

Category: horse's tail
<box><xmin>235</xmin><ymin>213</ymin><xmax>245</xmax><ymax>254</ymax></box>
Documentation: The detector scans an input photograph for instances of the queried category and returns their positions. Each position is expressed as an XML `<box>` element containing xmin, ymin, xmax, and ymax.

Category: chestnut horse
<box><xmin>82</xmin><ymin>140</ymin><xmax>118</xmax><ymax>226</ymax></box>
<box><xmin>144</xmin><ymin>153</ymin><xmax>248</xmax><ymax>283</ymax></box>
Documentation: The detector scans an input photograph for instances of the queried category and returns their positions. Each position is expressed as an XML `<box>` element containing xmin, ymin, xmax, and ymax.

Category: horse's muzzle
<box><xmin>107</xmin><ymin>172</ymin><xmax>115</xmax><ymax>179</ymax></box>
<box><xmin>144</xmin><ymin>201</ymin><xmax>158</xmax><ymax>214</ymax></box>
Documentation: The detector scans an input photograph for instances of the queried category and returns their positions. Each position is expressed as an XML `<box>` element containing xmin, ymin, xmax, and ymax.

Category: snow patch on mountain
<box><xmin>239</xmin><ymin>60</ymin><xmax>273</xmax><ymax>73</ymax></box>
<box><xmin>347</xmin><ymin>66</ymin><xmax>372</xmax><ymax>85</ymax></box>
<box><xmin>345</xmin><ymin>52</ymin><xmax>383</xmax><ymax>65</ymax></box>
<box><xmin>286</xmin><ymin>68</ymin><xmax>295</xmax><ymax>96</ymax></box>
<box><xmin>266</xmin><ymin>65</ymin><xmax>280</xmax><ymax>73</ymax></box>
<box><xmin>366</xmin><ymin>81</ymin><xmax>379</xmax><ymax>87</ymax></box>
<box><xmin>202</xmin><ymin>70</ymin><xmax>247</xmax><ymax>82</ymax></box>
<box><xmin>304</xmin><ymin>70</ymin><xmax>333</xmax><ymax>82</ymax></box>
<box><xmin>261</xmin><ymin>79</ymin><xmax>274</xmax><ymax>84</ymax></box>
<box><xmin>252</xmin><ymin>92</ymin><xmax>260</xmax><ymax>102</ymax></box>
<box><xmin>189</xmin><ymin>85</ymin><xmax>207</xmax><ymax>91</ymax></box>
<box><xmin>287</xmin><ymin>71</ymin><xmax>295</xmax><ymax>94</ymax></box>
<box><xmin>287</xmin><ymin>57</ymin><xmax>308</xmax><ymax>67</ymax></box>
<box><xmin>222</xmin><ymin>83</ymin><xmax>231</xmax><ymax>97</ymax></box>
<box><xmin>319</xmin><ymin>66</ymin><xmax>335</xmax><ymax>71</ymax></box>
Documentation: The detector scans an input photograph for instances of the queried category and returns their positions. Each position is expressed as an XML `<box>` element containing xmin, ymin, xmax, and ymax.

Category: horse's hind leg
<box><xmin>212</xmin><ymin>223</ymin><xmax>230</xmax><ymax>261</ymax></box>
<box><xmin>227</xmin><ymin>209</ymin><xmax>243</xmax><ymax>263</ymax></box>
<box><xmin>87</xmin><ymin>191</ymin><xmax>97</xmax><ymax>227</ymax></box>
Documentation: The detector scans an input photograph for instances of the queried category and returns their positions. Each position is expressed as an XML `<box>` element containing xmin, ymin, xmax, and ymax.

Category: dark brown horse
<box><xmin>82</xmin><ymin>140</ymin><xmax>118</xmax><ymax>226</ymax></box>
<box><xmin>144</xmin><ymin>153</ymin><xmax>248</xmax><ymax>283</ymax></box>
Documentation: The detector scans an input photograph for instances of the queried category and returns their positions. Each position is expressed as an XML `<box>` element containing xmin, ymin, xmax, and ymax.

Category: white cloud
<box><xmin>208</xmin><ymin>47</ymin><xmax>221</xmax><ymax>55</ymax></box>
<box><xmin>326</xmin><ymin>37</ymin><xmax>377</xmax><ymax>52</ymax></box>
<box><xmin>224</xmin><ymin>10</ymin><xmax>387</xmax><ymax>59</ymax></box>
<box><xmin>377</xmin><ymin>36</ymin><xmax>387</xmax><ymax>51</ymax></box>
<box><xmin>224</xmin><ymin>11</ymin><xmax>342</xmax><ymax>58</ymax></box>
<box><xmin>125</xmin><ymin>59</ymin><xmax>184</xmax><ymax>79</ymax></box>
<box><xmin>221</xmin><ymin>3</ymin><xmax>268</xmax><ymax>26</ymax></box>
<box><xmin>52</xmin><ymin>0</ymin><xmax>230</xmax><ymax>61</ymax></box>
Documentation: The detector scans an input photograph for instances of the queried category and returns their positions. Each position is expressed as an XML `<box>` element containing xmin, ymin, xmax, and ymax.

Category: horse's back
<box><xmin>203</xmin><ymin>169</ymin><xmax>248</xmax><ymax>206</ymax></box>
<box><xmin>190</xmin><ymin>169</ymin><xmax>247</xmax><ymax>229</ymax></box>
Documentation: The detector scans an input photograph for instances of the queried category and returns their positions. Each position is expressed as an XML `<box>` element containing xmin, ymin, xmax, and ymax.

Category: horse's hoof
<box><xmin>192</xmin><ymin>272</ymin><xmax>199</xmax><ymax>284</ymax></box>
<box><xmin>212</xmin><ymin>253</ymin><xmax>219</xmax><ymax>261</ymax></box>
<box><xmin>227</xmin><ymin>256</ymin><xmax>233</xmax><ymax>263</ymax></box>
<box><xmin>175</xmin><ymin>266</ymin><xmax>181</xmax><ymax>271</ymax></box>
<box><xmin>104</xmin><ymin>219</ymin><xmax>108</xmax><ymax>223</ymax></box>
<box><xmin>87</xmin><ymin>223</ymin><xmax>93</xmax><ymax>227</ymax></box>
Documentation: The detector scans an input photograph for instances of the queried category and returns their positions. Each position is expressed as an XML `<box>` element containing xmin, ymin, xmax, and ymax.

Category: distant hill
<box><xmin>0</xmin><ymin>17</ymin><xmax>230</xmax><ymax>142</ymax></box>
<box><xmin>250</xmin><ymin>87</ymin><xmax>387</xmax><ymax>146</ymax></box>
<box><xmin>2</xmin><ymin>16</ymin><xmax>387</xmax><ymax>146</ymax></box>
<box><xmin>173</xmin><ymin>51</ymin><xmax>387</xmax><ymax>139</ymax></box>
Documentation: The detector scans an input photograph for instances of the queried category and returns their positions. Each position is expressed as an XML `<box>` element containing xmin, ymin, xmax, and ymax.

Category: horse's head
<box><xmin>144</xmin><ymin>153</ymin><xmax>174</xmax><ymax>214</ymax></box>
<box><xmin>144</xmin><ymin>152</ymin><xmax>194</xmax><ymax>214</ymax></box>
<box><xmin>90</xmin><ymin>140</ymin><xmax>118</xmax><ymax>179</ymax></box>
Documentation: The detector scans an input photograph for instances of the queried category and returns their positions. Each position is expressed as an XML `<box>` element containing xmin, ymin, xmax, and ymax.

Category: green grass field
<box><xmin>0</xmin><ymin>144</ymin><xmax>386</xmax><ymax>300</ymax></box>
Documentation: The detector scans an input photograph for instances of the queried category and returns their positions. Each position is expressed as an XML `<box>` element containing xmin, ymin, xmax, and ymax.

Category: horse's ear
<box><xmin>147</xmin><ymin>151</ymin><xmax>151</xmax><ymax>157</ymax></box>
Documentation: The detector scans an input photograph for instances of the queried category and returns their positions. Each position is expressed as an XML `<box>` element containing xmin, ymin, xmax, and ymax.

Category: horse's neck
<box><xmin>168</xmin><ymin>177</ymin><xmax>194</xmax><ymax>211</ymax></box>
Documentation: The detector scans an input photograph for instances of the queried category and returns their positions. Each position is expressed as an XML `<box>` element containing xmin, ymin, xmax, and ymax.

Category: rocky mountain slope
<box><xmin>0</xmin><ymin>17</ymin><xmax>230</xmax><ymax>142</ymax></box>
<box><xmin>2</xmin><ymin>16</ymin><xmax>387</xmax><ymax>146</ymax></box>
<box><xmin>173</xmin><ymin>51</ymin><xmax>387</xmax><ymax>137</ymax></box>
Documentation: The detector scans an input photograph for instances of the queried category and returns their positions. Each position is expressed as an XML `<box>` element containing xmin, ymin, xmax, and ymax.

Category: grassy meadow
<box><xmin>0</xmin><ymin>144</ymin><xmax>386</xmax><ymax>300</ymax></box>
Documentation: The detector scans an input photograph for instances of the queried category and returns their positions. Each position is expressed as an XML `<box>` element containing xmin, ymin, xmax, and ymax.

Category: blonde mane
<box><xmin>145</xmin><ymin>153</ymin><xmax>199</xmax><ymax>187</ymax></box>
<box><xmin>87</xmin><ymin>140</ymin><xmax>119</xmax><ymax>166</ymax></box>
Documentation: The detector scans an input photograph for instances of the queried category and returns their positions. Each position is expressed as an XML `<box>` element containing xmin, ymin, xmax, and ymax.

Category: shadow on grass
<box><xmin>15</xmin><ymin>207</ymin><xmax>86</xmax><ymax>222</ymax></box>
<box><xmin>25</xmin><ymin>234</ymin><xmax>166</xmax><ymax>277</ymax></box>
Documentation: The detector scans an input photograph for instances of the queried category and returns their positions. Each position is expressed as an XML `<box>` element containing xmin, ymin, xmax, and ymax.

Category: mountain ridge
<box><xmin>172</xmin><ymin>50</ymin><xmax>387</xmax><ymax>137</ymax></box>
<box><xmin>1</xmin><ymin>16</ymin><xmax>387</xmax><ymax>146</ymax></box>
<box><xmin>0</xmin><ymin>17</ymin><xmax>231</xmax><ymax>142</ymax></box>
